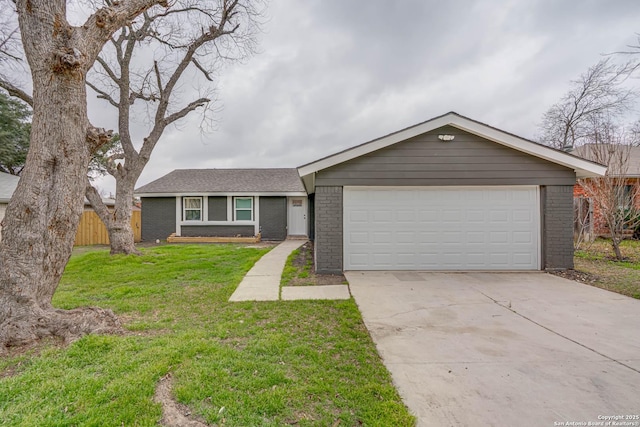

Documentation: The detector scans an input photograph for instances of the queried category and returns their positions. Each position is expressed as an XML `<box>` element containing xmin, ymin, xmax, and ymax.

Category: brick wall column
<box><xmin>543</xmin><ymin>186</ymin><xmax>574</xmax><ymax>270</ymax></box>
<box><xmin>314</xmin><ymin>186</ymin><xmax>343</xmax><ymax>274</ymax></box>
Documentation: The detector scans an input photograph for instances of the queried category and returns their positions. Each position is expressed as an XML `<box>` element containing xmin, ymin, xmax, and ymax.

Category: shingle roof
<box><xmin>0</xmin><ymin>172</ymin><xmax>20</xmax><ymax>202</ymax></box>
<box><xmin>135</xmin><ymin>169</ymin><xmax>306</xmax><ymax>194</ymax></box>
<box><xmin>571</xmin><ymin>144</ymin><xmax>640</xmax><ymax>177</ymax></box>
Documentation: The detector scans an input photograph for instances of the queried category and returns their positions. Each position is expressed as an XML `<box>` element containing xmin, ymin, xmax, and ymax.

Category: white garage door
<box><xmin>343</xmin><ymin>187</ymin><xmax>540</xmax><ymax>270</ymax></box>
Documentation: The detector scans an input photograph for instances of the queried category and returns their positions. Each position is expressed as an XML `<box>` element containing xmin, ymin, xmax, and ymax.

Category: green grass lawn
<box><xmin>0</xmin><ymin>245</ymin><xmax>415</xmax><ymax>426</ymax></box>
<box><xmin>574</xmin><ymin>239</ymin><xmax>640</xmax><ymax>299</ymax></box>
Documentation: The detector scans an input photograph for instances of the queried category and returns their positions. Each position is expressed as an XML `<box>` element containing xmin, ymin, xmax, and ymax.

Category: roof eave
<box><xmin>135</xmin><ymin>191</ymin><xmax>308</xmax><ymax>197</ymax></box>
<box><xmin>298</xmin><ymin>112</ymin><xmax>608</xmax><ymax>185</ymax></box>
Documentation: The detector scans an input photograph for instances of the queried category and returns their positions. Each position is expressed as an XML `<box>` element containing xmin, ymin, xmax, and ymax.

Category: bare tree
<box><xmin>575</xmin><ymin>121</ymin><xmax>640</xmax><ymax>260</ymax></box>
<box><xmin>85</xmin><ymin>0</ymin><xmax>260</xmax><ymax>254</ymax></box>
<box><xmin>539</xmin><ymin>59</ymin><xmax>637</xmax><ymax>150</ymax></box>
<box><xmin>0</xmin><ymin>0</ymin><xmax>178</xmax><ymax>352</ymax></box>
<box><xmin>573</xmin><ymin>194</ymin><xmax>593</xmax><ymax>250</ymax></box>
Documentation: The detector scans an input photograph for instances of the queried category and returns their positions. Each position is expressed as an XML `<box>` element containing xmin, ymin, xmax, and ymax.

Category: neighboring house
<box><xmin>0</xmin><ymin>171</ymin><xmax>133</xmax><ymax>245</ymax></box>
<box><xmin>298</xmin><ymin>112</ymin><xmax>605</xmax><ymax>273</ymax></box>
<box><xmin>134</xmin><ymin>169</ymin><xmax>308</xmax><ymax>241</ymax></box>
<box><xmin>0</xmin><ymin>171</ymin><xmax>20</xmax><ymax>241</ymax></box>
<box><xmin>571</xmin><ymin>144</ymin><xmax>640</xmax><ymax>237</ymax></box>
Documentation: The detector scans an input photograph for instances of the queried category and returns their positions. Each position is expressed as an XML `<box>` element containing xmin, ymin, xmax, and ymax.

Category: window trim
<box><xmin>234</xmin><ymin>196</ymin><xmax>254</xmax><ymax>221</ymax></box>
<box><xmin>183</xmin><ymin>196</ymin><xmax>203</xmax><ymax>221</ymax></box>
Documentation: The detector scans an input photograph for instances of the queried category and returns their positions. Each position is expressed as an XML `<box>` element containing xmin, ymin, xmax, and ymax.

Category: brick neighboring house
<box><xmin>571</xmin><ymin>144</ymin><xmax>640</xmax><ymax>238</ymax></box>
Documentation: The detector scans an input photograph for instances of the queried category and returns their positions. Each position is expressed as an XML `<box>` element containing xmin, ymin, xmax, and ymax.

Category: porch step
<box><xmin>166</xmin><ymin>233</ymin><xmax>261</xmax><ymax>244</ymax></box>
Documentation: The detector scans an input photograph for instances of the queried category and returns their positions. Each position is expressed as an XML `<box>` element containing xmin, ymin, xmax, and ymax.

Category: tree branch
<box><xmin>86</xmin><ymin>80</ymin><xmax>119</xmax><ymax>107</ymax></box>
<box><xmin>164</xmin><ymin>98</ymin><xmax>209</xmax><ymax>126</ymax></box>
<box><xmin>0</xmin><ymin>79</ymin><xmax>33</xmax><ymax>106</ymax></box>
<box><xmin>105</xmin><ymin>153</ymin><xmax>126</xmax><ymax>177</ymax></box>
<box><xmin>95</xmin><ymin>56</ymin><xmax>121</xmax><ymax>85</ymax></box>
<box><xmin>85</xmin><ymin>178</ymin><xmax>114</xmax><ymax>228</ymax></box>
<box><xmin>80</xmin><ymin>0</ymin><xmax>170</xmax><ymax>62</ymax></box>
<box><xmin>191</xmin><ymin>58</ymin><xmax>214</xmax><ymax>81</ymax></box>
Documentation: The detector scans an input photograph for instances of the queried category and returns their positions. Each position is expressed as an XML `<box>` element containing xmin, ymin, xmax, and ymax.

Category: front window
<box><xmin>234</xmin><ymin>197</ymin><xmax>253</xmax><ymax>221</ymax></box>
<box><xmin>617</xmin><ymin>185</ymin><xmax>634</xmax><ymax>209</ymax></box>
<box><xmin>183</xmin><ymin>197</ymin><xmax>202</xmax><ymax>221</ymax></box>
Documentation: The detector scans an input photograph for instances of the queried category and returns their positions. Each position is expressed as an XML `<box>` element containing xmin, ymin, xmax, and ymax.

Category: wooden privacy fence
<box><xmin>74</xmin><ymin>209</ymin><xmax>141</xmax><ymax>246</ymax></box>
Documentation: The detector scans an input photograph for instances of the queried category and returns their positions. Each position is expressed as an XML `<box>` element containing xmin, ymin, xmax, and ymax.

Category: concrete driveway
<box><xmin>345</xmin><ymin>272</ymin><xmax>640</xmax><ymax>427</ymax></box>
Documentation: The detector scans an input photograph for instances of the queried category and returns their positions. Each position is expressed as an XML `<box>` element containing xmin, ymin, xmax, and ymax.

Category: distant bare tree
<box><xmin>84</xmin><ymin>0</ymin><xmax>262</xmax><ymax>254</ymax></box>
<box><xmin>576</xmin><ymin>121</ymin><xmax>640</xmax><ymax>260</ymax></box>
<box><xmin>539</xmin><ymin>59</ymin><xmax>637</xmax><ymax>150</ymax></box>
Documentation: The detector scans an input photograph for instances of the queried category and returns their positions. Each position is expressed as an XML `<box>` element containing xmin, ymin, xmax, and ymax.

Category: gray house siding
<box><xmin>208</xmin><ymin>197</ymin><xmax>227</xmax><ymax>221</ymax></box>
<box><xmin>316</xmin><ymin>126</ymin><xmax>576</xmax><ymax>187</ymax></box>
<box><xmin>541</xmin><ymin>186</ymin><xmax>574</xmax><ymax>269</ymax></box>
<box><xmin>314</xmin><ymin>186</ymin><xmax>343</xmax><ymax>274</ymax></box>
<box><xmin>259</xmin><ymin>197</ymin><xmax>287</xmax><ymax>240</ymax></box>
<box><xmin>312</xmin><ymin>126</ymin><xmax>578</xmax><ymax>272</ymax></box>
<box><xmin>181</xmin><ymin>225</ymin><xmax>254</xmax><ymax>237</ymax></box>
<box><xmin>141</xmin><ymin>197</ymin><xmax>176</xmax><ymax>241</ymax></box>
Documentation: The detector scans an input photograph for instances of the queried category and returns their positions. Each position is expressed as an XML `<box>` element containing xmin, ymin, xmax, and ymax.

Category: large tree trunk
<box><xmin>87</xmin><ymin>176</ymin><xmax>139</xmax><ymax>255</ymax></box>
<box><xmin>108</xmin><ymin>178</ymin><xmax>140</xmax><ymax>254</ymax></box>
<box><xmin>0</xmin><ymin>70</ymin><xmax>120</xmax><ymax>350</ymax></box>
<box><xmin>0</xmin><ymin>2</ymin><xmax>122</xmax><ymax>351</ymax></box>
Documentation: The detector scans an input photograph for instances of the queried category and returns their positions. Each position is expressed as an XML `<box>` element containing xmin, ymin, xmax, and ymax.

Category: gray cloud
<box><xmin>90</xmin><ymin>0</ymin><xmax>640</xmax><ymax>194</ymax></box>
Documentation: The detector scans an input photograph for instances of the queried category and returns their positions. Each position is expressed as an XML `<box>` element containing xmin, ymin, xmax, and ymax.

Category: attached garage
<box><xmin>298</xmin><ymin>112</ymin><xmax>606</xmax><ymax>273</ymax></box>
<box><xmin>343</xmin><ymin>186</ymin><xmax>539</xmax><ymax>270</ymax></box>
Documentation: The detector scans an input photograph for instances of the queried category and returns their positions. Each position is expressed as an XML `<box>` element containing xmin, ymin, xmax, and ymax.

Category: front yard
<box><xmin>569</xmin><ymin>239</ymin><xmax>640</xmax><ymax>299</ymax></box>
<box><xmin>0</xmin><ymin>244</ymin><xmax>415</xmax><ymax>426</ymax></box>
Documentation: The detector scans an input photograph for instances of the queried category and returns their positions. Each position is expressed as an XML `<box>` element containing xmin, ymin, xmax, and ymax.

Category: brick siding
<box><xmin>314</xmin><ymin>186</ymin><xmax>343</xmax><ymax>273</ymax></box>
<box><xmin>543</xmin><ymin>186</ymin><xmax>574</xmax><ymax>269</ymax></box>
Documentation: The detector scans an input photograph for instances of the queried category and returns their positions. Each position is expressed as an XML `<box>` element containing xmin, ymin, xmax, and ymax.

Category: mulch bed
<box><xmin>549</xmin><ymin>269</ymin><xmax>600</xmax><ymax>285</ymax></box>
<box><xmin>288</xmin><ymin>241</ymin><xmax>346</xmax><ymax>286</ymax></box>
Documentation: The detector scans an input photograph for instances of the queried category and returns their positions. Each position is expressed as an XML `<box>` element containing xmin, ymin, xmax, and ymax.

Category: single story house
<box><xmin>134</xmin><ymin>168</ymin><xmax>308</xmax><ymax>241</ymax></box>
<box><xmin>571</xmin><ymin>144</ymin><xmax>640</xmax><ymax>237</ymax></box>
<box><xmin>136</xmin><ymin>112</ymin><xmax>605</xmax><ymax>272</ymax></box>
<box><xmin>299</xmin><ymin>112</ymin><xmax>605</xmax><ymax>273</ymax></box>
<box><xmin>0</xmin><ymin>171</ymin><xmax>20</xmax><ymax>241</ymax></box>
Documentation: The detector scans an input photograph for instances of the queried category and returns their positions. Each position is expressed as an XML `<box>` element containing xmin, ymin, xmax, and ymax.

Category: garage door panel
<box><xmin>349</xmin><ymin>232</ymin><xmax>369</xmax><ymax>244</ymax></box>
<box><xmin>373</xmin><ymin>210</ymin><xmax>393</xmax><ymax>222</ymax></box>
<box><xmin>344</xmin><ymin>187</ymin><xmax>539</xmax><ymax>270</ymax></box>
<box><xmin>373</xmin><ymin>231</ymin><xmax>392</xmax><ymax>243</ymax></box>
<box><xmin>489</xmin><ymin>231</ymin><xmax>509</xmax><ymax>243</ymax></box>
<box><xmin>349</xmin><ymin>210</ymin><xmax>368</xmax><ymax>222</ymax></box>
<box><xmin>513</xmin><ymin>252</ymin><xmax>534</xmax><ymax>266</ymax></box>
<box><xmin>418</xmin><ymin>210</ymin><xmax>439</xmax><ymax>222</ymax></box>
<box><xmin>372</xmin><ymin>253</ymin><xmax>392</xmax><ymax>267</ymax></box>
<box><xmin>489</xmin><ymin>210</ymin><xmax>509</xmax><ymax>222</ymax></box>
<box><xmin>513</xmin><ymin>231</ymin><xmax>533</xmax><ymax>243</ymax></box>
<box><xmin>466</xmin><ymin>231</ymin><xmax>485</xmax><ymax>243</ymax></box>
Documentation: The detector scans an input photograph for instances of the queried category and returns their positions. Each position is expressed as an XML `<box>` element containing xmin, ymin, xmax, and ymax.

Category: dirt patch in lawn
<box><xmin>155</xmin><ymin>374</ymin><xmax>210</xmax><ymax>427</ymax></box>
<box><xmin>284</xmin><ymin>241</ymin><xmax>346</xmax><ymax>287</ymax></box>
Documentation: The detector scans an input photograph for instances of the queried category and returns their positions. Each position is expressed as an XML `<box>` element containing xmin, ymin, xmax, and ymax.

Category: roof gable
<box><xmin>298</xmin><ymin>112</ymin><xmax>606</xmax><ymax>186</ymax></box>
<box><xmin>135</xmin><ymin>168</ymin><xmax>306</xmax><ymax>195</ymax></box>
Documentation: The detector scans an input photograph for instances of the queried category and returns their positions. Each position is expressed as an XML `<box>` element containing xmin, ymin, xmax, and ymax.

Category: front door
<box><xmin>287</xmin><ymin>197</ymin><xmax>307</xmax><ymax>236</ymax></box>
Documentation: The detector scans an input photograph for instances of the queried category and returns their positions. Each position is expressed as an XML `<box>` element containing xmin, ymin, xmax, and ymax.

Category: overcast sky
<box><xmin>86</xmin><ymin>0</ymin><xmax>640</xmax><ymax>194</ymax></box>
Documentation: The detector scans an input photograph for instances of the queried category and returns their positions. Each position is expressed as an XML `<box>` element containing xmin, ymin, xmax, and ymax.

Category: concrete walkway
<box><xmin>229</xmin><ymin>239</ymin><xmax>350</xmax><ymax>302</ymax></box>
